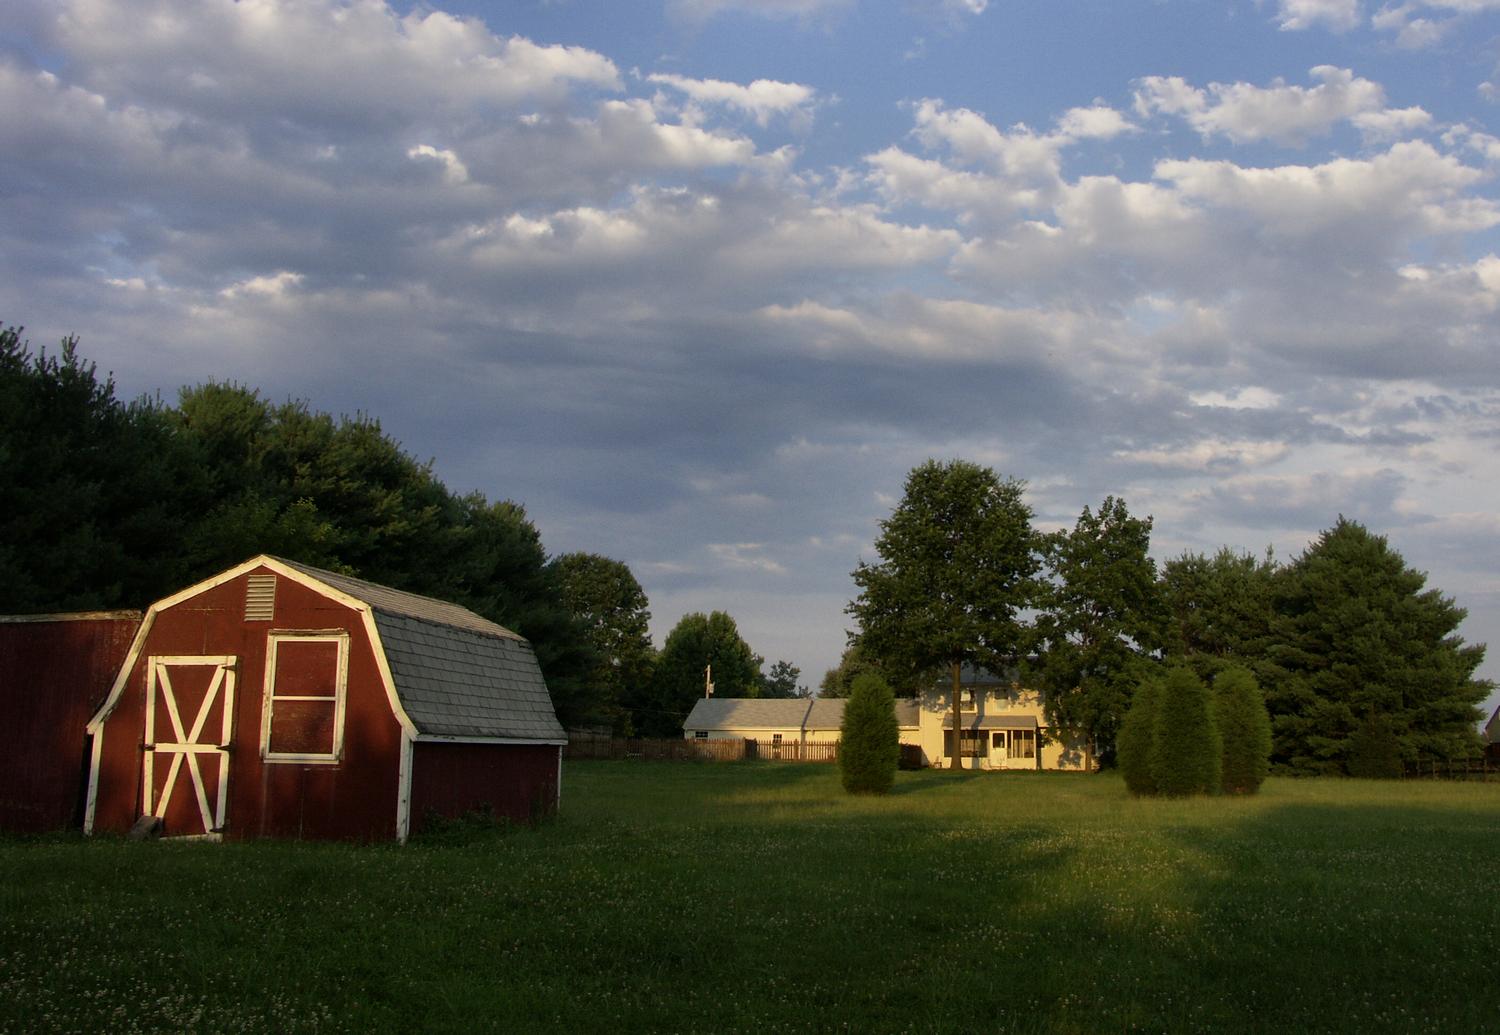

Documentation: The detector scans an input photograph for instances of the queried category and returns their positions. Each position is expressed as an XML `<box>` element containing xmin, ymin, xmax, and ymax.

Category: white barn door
<box><xmin>142</xmin><ymin>656</ymin><xmax>237</xmax><ymax>837</ymax></box>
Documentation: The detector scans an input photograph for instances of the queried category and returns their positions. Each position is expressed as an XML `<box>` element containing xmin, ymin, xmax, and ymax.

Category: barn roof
<box><xmin>269</xmin><ymin>558</ymin><xmax>563</xmax><ymax>742</ymax></box>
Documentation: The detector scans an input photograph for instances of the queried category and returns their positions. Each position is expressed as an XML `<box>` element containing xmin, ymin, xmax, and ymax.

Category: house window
<box><xmin>960</xmin><ymin>687</ymin><xmax>980</xmax><ymax>711</ymax></box>
<box><xmin>943</xmin><ymin>730</ymin><xmax>988</xmax><ymax>758</ymax></box>
<box><xmin>695</xmin><ymin>731</ymin><xmax>708</xmax><ymax>740</ymax></box>
<box><xmin>261</xmin><ymin>632</ymin><xmax>348</xmax><ymax>763</ymax></box>
<box><xmin>1011</xmin><ymin>729</ymin><xmax>1036</xmax><ymax>759</ymax></box>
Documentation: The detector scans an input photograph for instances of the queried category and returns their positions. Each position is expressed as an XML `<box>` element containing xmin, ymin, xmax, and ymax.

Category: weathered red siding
<box><xmin>91</xmin><ymin>567</ymin><xmax>405</xmax><ymax>841</ymax></box>
<box><xmin>0</xmin><ymin>614</ymin><xmax>141</xmax><ymax>832</ymax></box>
<box><xmin>408</xmin><ymin>741</ymin><xmax>560</xmax><ymax>833</ymax></box>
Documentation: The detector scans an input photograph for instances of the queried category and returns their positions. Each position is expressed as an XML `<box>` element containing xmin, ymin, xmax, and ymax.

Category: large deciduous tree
<box><xmin>549</xmin><ymin>552</ymin><xmax>657</xmax><ymax>733</ymax></box>
<box><xmin>849</xmin><ymin>460</ymin><xmax>1039</xmax><ymax>770</ymax></box>
<box><xmin>760</xmin><ymin>659</ymin><xmax>808</xmax><ymax>699</ymax></box>
<box><xmin>819</xmin><ymin>641</ymin><xmax>891</xmax><ymax>699</ymax></box>
<box><xmin>1266</xmin><ymin>518</ymin><xmax>1488</xmax><ymax>773</ymax></box>
<box><xmin>1033</xmin><ymin>495</ymin><xmax>1164</xmax><ymax>766</ymax></box>
<box><xmin>644</xmin><ymin>611</ymin><xmax>763</xmax><ymax>736</ymax></box>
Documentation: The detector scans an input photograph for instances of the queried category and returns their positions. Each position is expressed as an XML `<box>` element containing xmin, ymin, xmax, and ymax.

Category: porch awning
<box><xmin>942</xmin><ymin>714</ymin><xmax>1039</xmax><ymax>731</ymax></box>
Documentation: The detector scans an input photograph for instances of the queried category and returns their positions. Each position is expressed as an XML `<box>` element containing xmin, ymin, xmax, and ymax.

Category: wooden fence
<box><xmin>1401</xmin><ymin>758</ymin><xmax>1500</xmax><ymax>781</ymax></box>
<box><xmin>564</xmin><ymin>732</ymin><xmax>841</xmax><ymax>764</ymax></box>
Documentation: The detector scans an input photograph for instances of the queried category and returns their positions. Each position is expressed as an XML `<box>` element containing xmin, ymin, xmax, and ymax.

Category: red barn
<box><xmin>85</xmin><ymin>556</ymin><xmax>565</xmax><ymax>842</ymax></box>
<box><xmin>0</xmin><ymin>611</ymin><xmax>142</xmax><ymax>833</ymax></box>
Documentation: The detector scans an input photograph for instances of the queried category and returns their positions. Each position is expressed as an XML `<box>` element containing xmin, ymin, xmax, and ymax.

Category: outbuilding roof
<box><xmin>272</xmin><ymin>557</ymin><xmax>563</xmax><ymax>742</ymax></box>
<box><xmin>683</xmin><ymin>695</ymin><xmax>921</xmax><ymax>734</ymax></box>
<box><xmin>684</xmin><ymin>697</ymin><xmax>811</xmax><ymax>731</ymax></box>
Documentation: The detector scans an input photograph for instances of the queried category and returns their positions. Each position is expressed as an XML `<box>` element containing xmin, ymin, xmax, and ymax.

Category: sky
<box><xmin>3</xmin><ymin>0</ymin><xmax>1498</xmax><ymax>715</ymax></box>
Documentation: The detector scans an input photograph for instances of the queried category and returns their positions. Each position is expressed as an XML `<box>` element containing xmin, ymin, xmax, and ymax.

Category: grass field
<box><xmin>3</xmin><ymin>763</ymin><xmax>1498</xmax><ymax>1034</ymax></box>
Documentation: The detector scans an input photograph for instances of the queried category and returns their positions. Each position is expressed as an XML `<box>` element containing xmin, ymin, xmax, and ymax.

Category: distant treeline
<box><xmin>834</xmin><ymin>460</ymin><xmax>1491</xmax><ymax>776</ymax></box>
<box><xmin>1</xmin><ymin>325</ymin><xmax>802</xmax><ymax>735</ymax></box>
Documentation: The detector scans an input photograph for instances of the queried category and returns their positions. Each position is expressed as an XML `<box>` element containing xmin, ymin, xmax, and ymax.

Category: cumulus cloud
<box><xmin>646</xmin><ymin>73</ymin><xmax>819</xmax><ymax>128</ymax></box>
<box><xmin>50</xmin><ymin>0</ymin><xmax>622</xmax><ymax>127</ymax></box>
<box><xmin>1276</xmin><ymin>0</ymin><xmax>1363</xmax><ymax>31</ymax></box>
<box><xmin>1133</xmin><ymin>67</ymin><xmax>1396</xmax><ymax>146</ymax></box>
<box><xmin>4</xmin><ymin>0</ymin><xmax>1499</xmax><ymax>695</ymax></box>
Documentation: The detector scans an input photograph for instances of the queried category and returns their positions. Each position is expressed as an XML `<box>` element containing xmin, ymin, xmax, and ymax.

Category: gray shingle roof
<box><xmin>684</xmin><ymin>696</ymin><xmax>921</xmax><ymax>734</ymax></box>
<box><xmin>804</xmin><ymin>698</ymin><xmax>844</xmax><ymax>732</ymax></box>
<box><xmin>273</xmin><ymin>558</ymin><xmax>563</xmax><ymax>741</ymax></box>
<box><xmin>942</xmin><ymin>713</ymin><xmax>1039</xmax><ymax>730</ymax></box>
<box><xmin>683</xmin><ymin>697</ymin><xmax>812</xmax><ymax>731</ymax></box>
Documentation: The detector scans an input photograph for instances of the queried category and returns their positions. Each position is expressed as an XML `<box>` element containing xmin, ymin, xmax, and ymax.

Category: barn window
<box><xmin>261</xmin><ymin>631</ymin><xmax>348</xmax><ymax>764</ymax></box>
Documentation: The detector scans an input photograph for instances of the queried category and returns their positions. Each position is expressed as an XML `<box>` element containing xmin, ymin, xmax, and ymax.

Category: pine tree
<box><xmin>1216</xmin><ymin>666</ymin><xmax>1271</xmax><ymax>795</ymax></box>
<box><xmin>1347</xmin><ymin>714</ymin><xmax>1404</xmax><ymax>779</ymax></box>
<box><xmin>839</xmin><ymin>674</ymin><xmax>899</xmax><ymax>794</ymax></box>
<box><xmin>1268</xmin><ymin>518</ymin><xmax>1487</xmax><ymax>773</ymax></box>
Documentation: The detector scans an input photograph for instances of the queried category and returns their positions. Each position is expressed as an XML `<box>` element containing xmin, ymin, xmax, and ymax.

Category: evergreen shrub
<box><xmin>839</xmin><ymin>673</ymin><xmax>899</xmax><ymax>794</ymax></box>
<box><xmin>1216</xmin><ymin>666</ymin><xmax>1272</xmax><ymax>795</ymax></box>
<box><xmin>1117</xmin><ymin>674</ymin><xmax>1162</xmax><ymax>796</ymax></box>
<box><xmin>1150</xmin><ymin>665</ymin><xmax>1222</xmax><ymax>797</ymax></box>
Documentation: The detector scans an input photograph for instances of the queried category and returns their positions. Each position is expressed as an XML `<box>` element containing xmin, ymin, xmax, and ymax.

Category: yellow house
<box><xmin>916</xmin><ymin>665</ymin><xmax>1091</xmax><ymax>771</ymax></box>
<box><xmin>682</xmin><ymin>697</ymin><xmax>920</xmax><ymax>756</ymax></box>
<box><xmin>684</xmin><ymin>681</ymin><xmax>1088</xmax><ymax>770</ymax></box>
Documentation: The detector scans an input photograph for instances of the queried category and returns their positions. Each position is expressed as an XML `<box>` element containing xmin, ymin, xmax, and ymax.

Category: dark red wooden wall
<box><xmin>0</xmin><ymin>614</ymin><xmax>141</xmax><ymax>832</ymax></box>
<box><xmin>408</xmin><ymin>741</ymin><xmax>560</xmax><ymax>833</ymax></box>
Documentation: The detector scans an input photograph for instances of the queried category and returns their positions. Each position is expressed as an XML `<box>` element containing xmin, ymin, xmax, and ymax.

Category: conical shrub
<box><xmin>839</xmin><ymin>673</ymin><xmax>899</xmax><ymax>794</ymax></box>
<box><xmin>1150</xmin><ymin>665</ymin><xmax>1221</xmax><ymax>797</ymax></box>
<box><xmin>1215</xmin><ymin>665</ymin><xmax>1271</xmax><ymax>795</ymax></box>
<box><xmin>1117</xmin><ymin>673</ymin><xmax>1162</xmax><ymax>796</ymax></box>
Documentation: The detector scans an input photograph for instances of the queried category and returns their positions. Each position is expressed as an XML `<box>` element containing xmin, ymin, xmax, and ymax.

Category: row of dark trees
<box><xmin>841</xmin><ymin>459</ymin><xmax>1491</xmax><ymax>775</ymax></box>
<box><xmin>1</xmin><ymin>326</ymin><xmax>800</xmax><ymax>733</ymax></box>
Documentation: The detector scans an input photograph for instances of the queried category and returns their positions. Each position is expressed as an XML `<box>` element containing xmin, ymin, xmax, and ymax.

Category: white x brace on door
<box><xmin>143</xmin><ymin>656</ymin><xmax>237</xmax><ymax>836</ymax></box>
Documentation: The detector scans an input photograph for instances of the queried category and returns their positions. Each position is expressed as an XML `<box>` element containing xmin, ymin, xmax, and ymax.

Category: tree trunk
<box><xmin>950</xmin><ymin>660</ymin><xmax>961</xmax><ymax>771</ymax></box>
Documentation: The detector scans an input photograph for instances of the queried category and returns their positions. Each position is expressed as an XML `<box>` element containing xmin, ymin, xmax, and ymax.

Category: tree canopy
<box><xmin>550</xmin><ymin>552</ymin><xmax>656</xmax><ymax>732</ymax></box>
<box><xmin>643</xmin><ymin>611</ymin><xmax>762</xmax><ymax>737</ymax></box>
<box><xmin>760</xmin><ymin>659</ymin><xmax>808</xmax><ymax>699</ymax></box>
<box><xmin>1265</xmin><ymin>518</ymin><xmax>1487</xmax><ymax>773</ymax></box>
<box><xmin>1032</xmin><ymin>495</ymin><xmax>1163</xmax><ymax>764</ymax></box>
<box><xmin>1160</xmin><ymin>546</ymin><xmax>1278</xmax><ymax>682</ymax></box>
<box><xmin>849</xmin><ymin>459</ymin><xmax>1038</xmax><ymax>768</ymax></box>
<box><xmin>0</xmin><ymin>327</ymin><xmax>600</xmax><ymax>725</ymax></box>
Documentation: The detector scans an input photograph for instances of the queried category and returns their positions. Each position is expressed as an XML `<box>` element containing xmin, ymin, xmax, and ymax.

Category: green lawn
<box><xmin>3</xmin><ymin>764</ymin><xmax>1497</xmax><ymax>1033</ymax></box>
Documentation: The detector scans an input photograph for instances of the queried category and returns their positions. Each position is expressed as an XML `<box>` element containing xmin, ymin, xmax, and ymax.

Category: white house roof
<box><xmin>267</xmin><ymin>558</ymin><xmax>563</xmax><ymax>742</ymax></box>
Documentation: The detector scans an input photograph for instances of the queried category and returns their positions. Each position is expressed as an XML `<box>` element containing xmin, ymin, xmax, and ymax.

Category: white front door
<box><xmin>142</xmin><ymin>656</ymin><xmax>237</xmax><ymax>837</ymax></box>
<box><xmin>992</xmin><ymin>730</ymin><xmax>1009</xmax><ymax>763</ymax></box>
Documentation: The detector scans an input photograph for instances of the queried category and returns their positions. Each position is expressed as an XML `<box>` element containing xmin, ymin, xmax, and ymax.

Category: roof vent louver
<box><xmin>245</xmin><ymin>574</ymin><xmax>276</xmax><ymax>622</ymax></box>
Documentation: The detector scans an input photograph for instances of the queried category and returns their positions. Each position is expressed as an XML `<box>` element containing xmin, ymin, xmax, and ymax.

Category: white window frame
<box><xmin>260</xmin><ymin>630</ymin><xmax>349</xmax><ymax>764</ymax></box>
